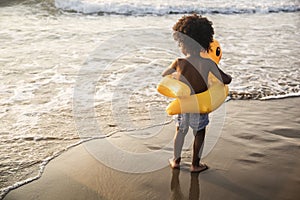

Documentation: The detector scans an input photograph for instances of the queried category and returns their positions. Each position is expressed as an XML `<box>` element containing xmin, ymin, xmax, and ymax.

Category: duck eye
<box><xmin>216</xmin><ymin>47</ymin><xmax>221</xmax><ymax>56</ymax></box>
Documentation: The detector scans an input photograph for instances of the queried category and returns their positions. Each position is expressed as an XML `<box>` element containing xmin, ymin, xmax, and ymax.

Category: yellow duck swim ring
<box><xmin>157</xmin><ymin>39</ymin><xmax>229</xmax><ymax>115</ymax></box>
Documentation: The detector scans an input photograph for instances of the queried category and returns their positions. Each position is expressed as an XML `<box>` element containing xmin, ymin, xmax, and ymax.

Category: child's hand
<box><xmin>171</xmin><ymin>72</ymin><xmax>178</xmax><ymax>79</ymax></box>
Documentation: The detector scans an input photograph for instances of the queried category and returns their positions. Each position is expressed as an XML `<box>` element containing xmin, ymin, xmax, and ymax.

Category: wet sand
<box><xmin>4</xmin><ymin>98</ymin><xmax>300</xmax><ymax>200</ymax></box>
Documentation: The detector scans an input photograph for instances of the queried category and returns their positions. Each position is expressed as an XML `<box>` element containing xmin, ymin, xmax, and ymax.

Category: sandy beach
<box><xmin>3</xmin><ymin>97</ymin><xmax>300</xmax><ymax>200</ymax></box>
<box><xmin>1</xmin><ymin>1</ymin><xmax>299</xmax><ymax>199</ymax></box>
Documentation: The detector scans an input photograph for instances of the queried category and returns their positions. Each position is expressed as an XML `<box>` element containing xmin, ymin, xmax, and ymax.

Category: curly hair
<box><xmin>173</xmin><ymin>14</ymin><xmax>214</xmax><ymax>55</ymax></box>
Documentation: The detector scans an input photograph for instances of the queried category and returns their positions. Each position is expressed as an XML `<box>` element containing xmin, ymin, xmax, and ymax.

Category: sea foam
<box><xmin>54</xmin><ymin>0</ymin><xmax>300</xmax><ymax>15</ymax></box>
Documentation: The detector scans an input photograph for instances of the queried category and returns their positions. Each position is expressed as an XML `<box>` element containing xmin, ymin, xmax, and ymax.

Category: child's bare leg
<box><xmin>169</xmin><ymin>126</ymin><xmax>188</xmax><ymax>168</ymax></box>
<box><xmin>191</xmin><ymin>128</ymin><xmax>208</xmax><ymax>172</ymax></box>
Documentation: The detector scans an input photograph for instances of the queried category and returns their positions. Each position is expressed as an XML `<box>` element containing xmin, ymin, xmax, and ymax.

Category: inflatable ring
<box><xmin>157</xmin><ymin>75</ymin><xmax>191</xmax><ymax>98</ymax></box>
<box><xmin>157</xmin><ymin>39</ymin><xmax>228</xmax><ymax>115</ymax></box>
<box><xmin>166</xmin><ymin>83</ymin><xmax>229</xmax><ymax>114</ymax></box>
<box><xmin>208</xmin><ymin>39</ymin><xmax>222</xmax><ymax>65</ymax></box>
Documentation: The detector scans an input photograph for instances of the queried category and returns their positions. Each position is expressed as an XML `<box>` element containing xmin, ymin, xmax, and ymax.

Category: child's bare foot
<box><xmin>169</xmin><ymin>158</ymin><xmax>180</xmax><ymax>169</ymax></box>
<box><xmin>190</xmin><ymin>163</ymin><xmax>208</xmax><ymax>173</ymax></box>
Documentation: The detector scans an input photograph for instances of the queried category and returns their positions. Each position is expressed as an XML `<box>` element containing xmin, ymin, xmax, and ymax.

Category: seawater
<box><xmin>0</xmin><ymin>0</ymin><xmax>299</xmax><ymax>198</ymax></box>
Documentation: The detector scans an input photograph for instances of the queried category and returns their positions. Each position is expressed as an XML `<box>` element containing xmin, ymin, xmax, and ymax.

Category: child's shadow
<box><xmin>170</xmin><ymin>169</ymin><xmax>200</xmax><ymax>200</ymax></box>
<box><xmin>170</xmin><ymin>168</ymin><xmax>266</xmax><ymax>200</ymax></box>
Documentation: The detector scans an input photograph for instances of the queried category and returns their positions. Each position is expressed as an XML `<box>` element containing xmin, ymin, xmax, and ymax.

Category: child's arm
<box><xmin>211</xmin><ymin>64</ymin><xmax>232</xmax><ymax>84</ymax></box>
<box><xmin>162</xmin><ymin>59</ymin><xmax>177</xmax><ymax>77</ymax></box>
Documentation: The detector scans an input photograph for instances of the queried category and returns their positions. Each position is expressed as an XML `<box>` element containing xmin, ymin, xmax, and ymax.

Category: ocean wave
<box><xmin>3</xmin><ymin>0</ymin><xmax>299</xmax><ymax>15</ymax></box>
<box><xmin>54</xmin><ymin>0</ymin><xmax>300</xmax><ymax>15</ymax></box>
<box><xmin>259</xmin><ymin>92</ymin><xmax>300</xmax><ymax>100</ymax></box>
<box><xmin>229</xmin><ymin>91</ymin><xmax>300</xmax><ymax>100</ymax></box>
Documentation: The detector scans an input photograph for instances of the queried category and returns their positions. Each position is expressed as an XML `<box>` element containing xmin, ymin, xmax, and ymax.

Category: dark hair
<box><xmin>173</xmin><ymin>14</ymin><xmax>214</xmax><ymax>55</ymax></box>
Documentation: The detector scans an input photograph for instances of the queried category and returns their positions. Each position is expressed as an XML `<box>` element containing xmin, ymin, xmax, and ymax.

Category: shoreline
<box><xmin>3</xmin><ymin>97</ymin><xmax>300</xmax><ymax>200</ymax></box>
